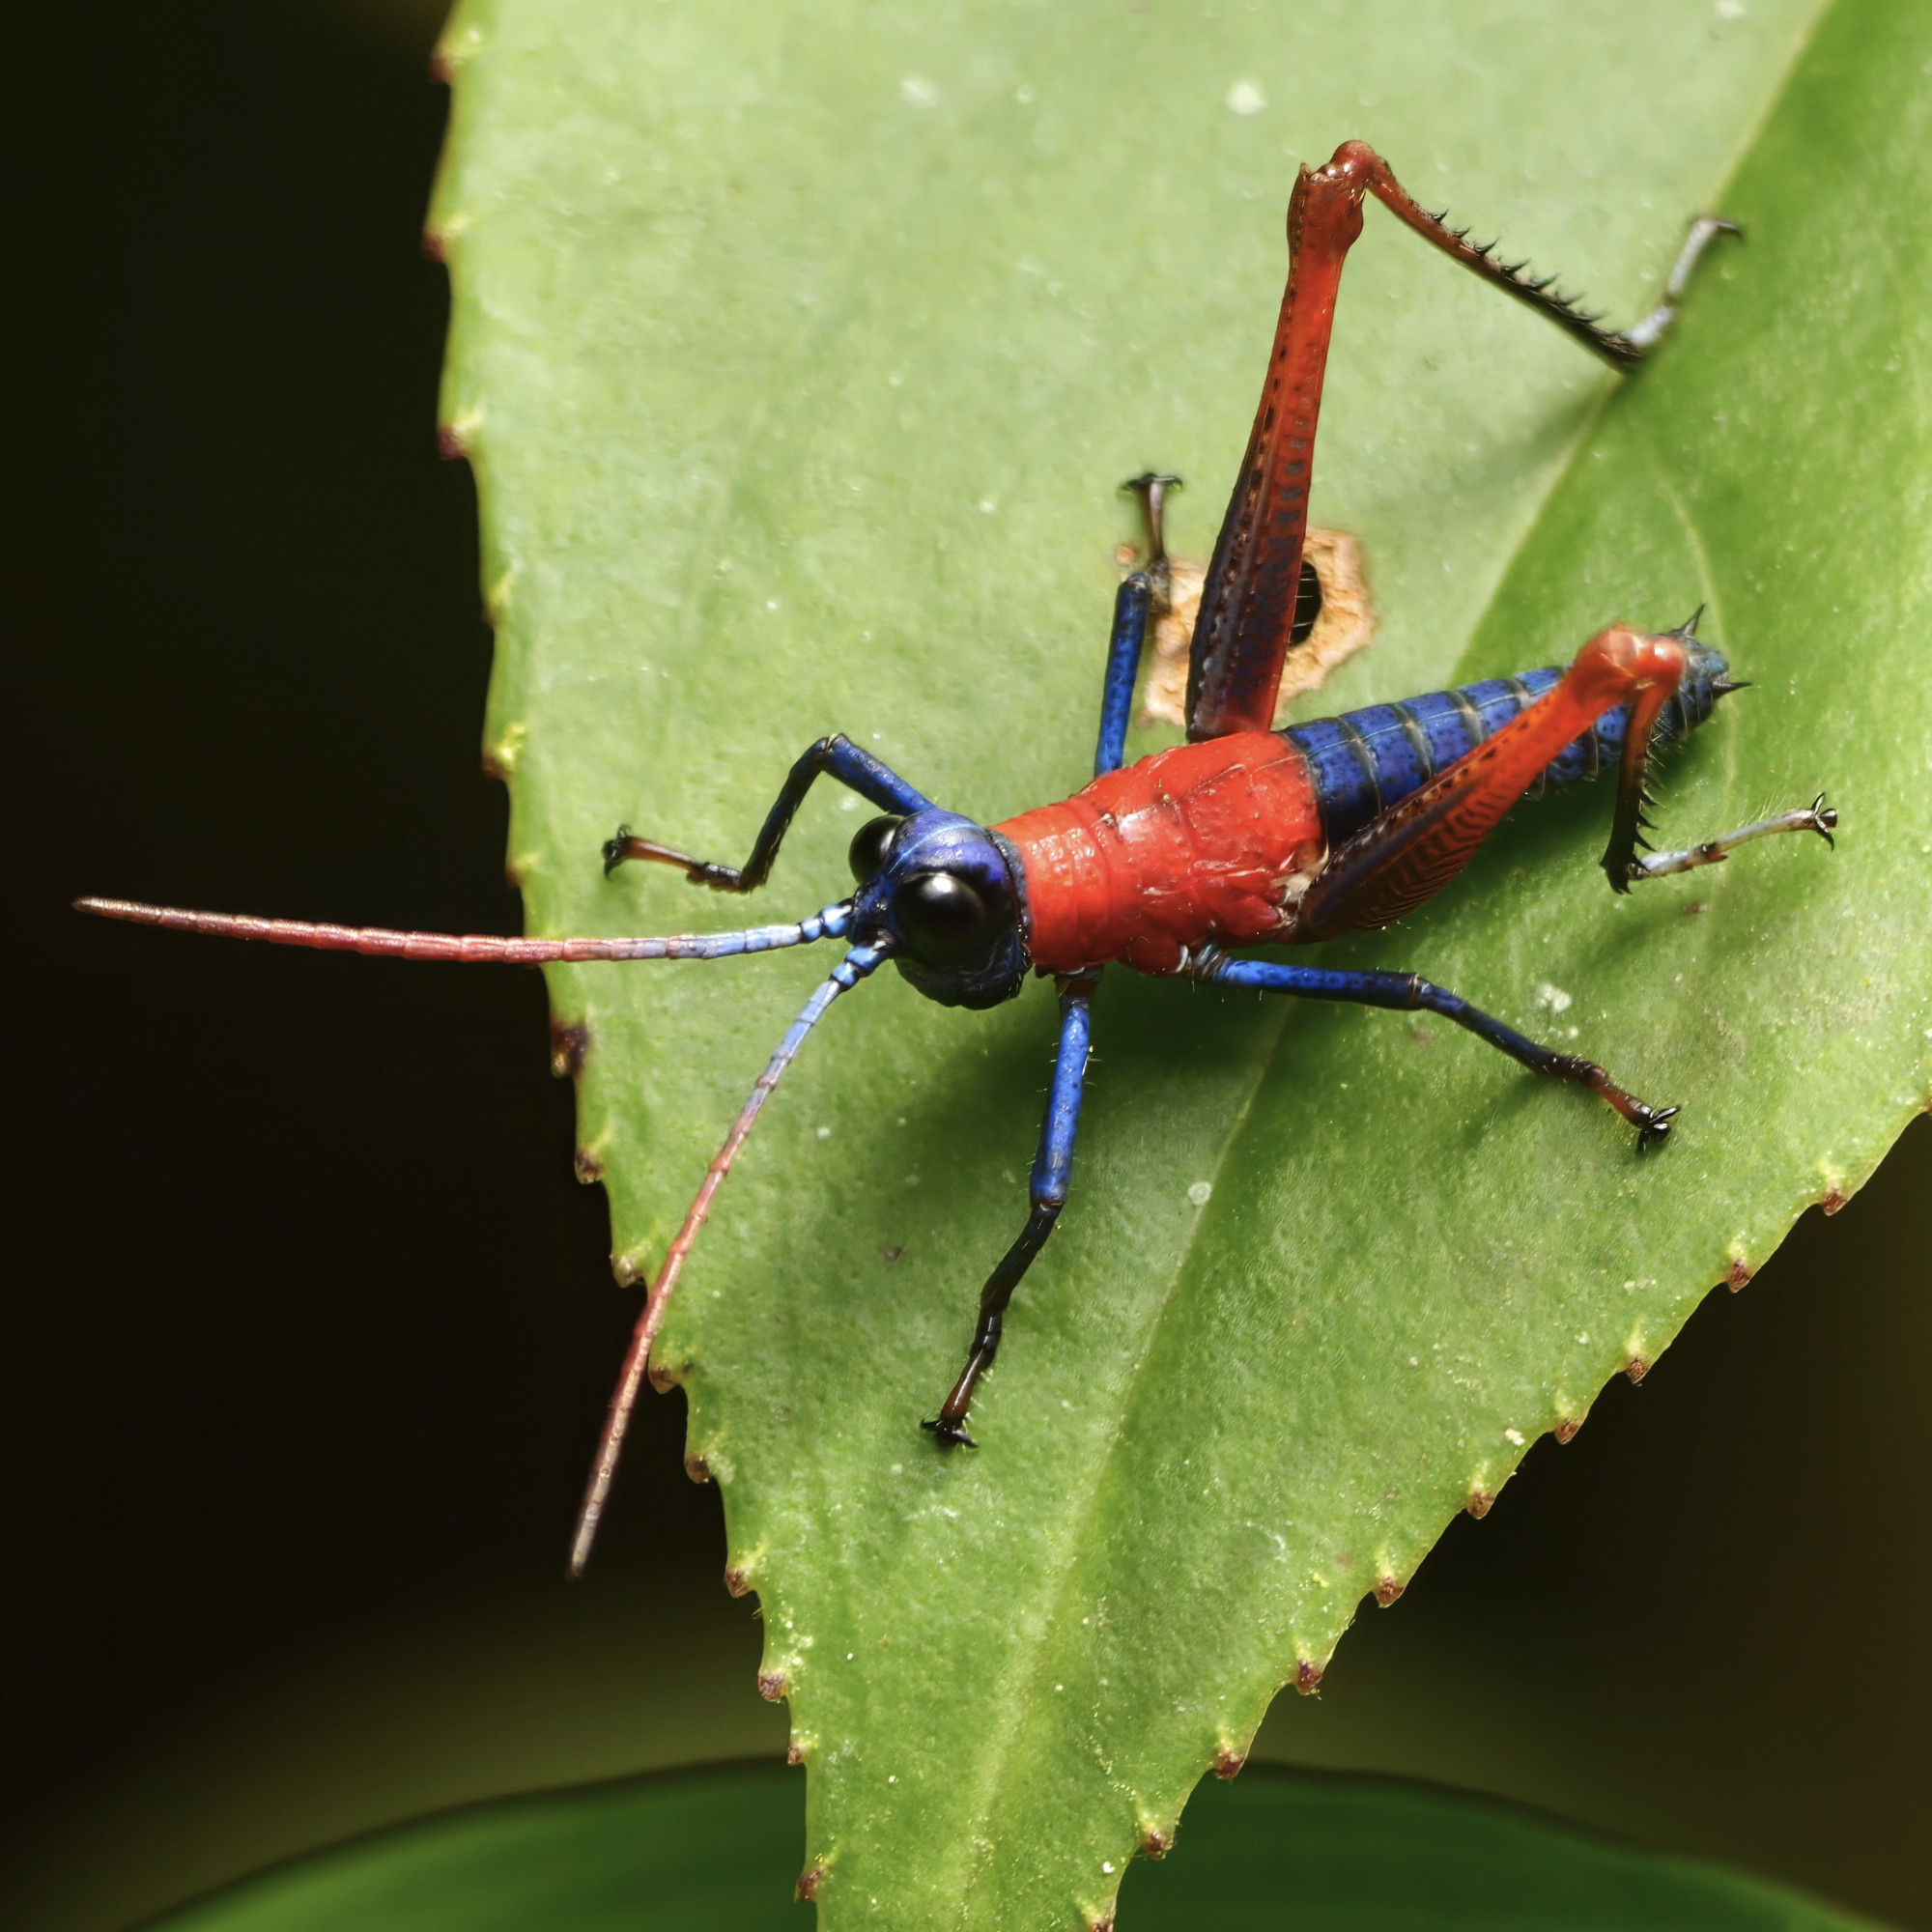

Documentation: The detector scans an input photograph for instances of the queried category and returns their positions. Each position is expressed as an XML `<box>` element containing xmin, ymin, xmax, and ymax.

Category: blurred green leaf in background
<box><xmin>421</xmin><ymin>0</ymin><xmax>1928</xmax><ymax>1922</ymax></box>
<box><xmin>151</xmin><ymin>1762</ymin><xmax>1888</xmax><ymax>1932</ymax></box>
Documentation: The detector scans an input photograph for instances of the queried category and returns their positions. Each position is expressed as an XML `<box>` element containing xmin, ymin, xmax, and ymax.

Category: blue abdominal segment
<box><xmin>1284</xmin><ymin>636</ymin><xmax>1730</xmax><ymax>844</ymax></box>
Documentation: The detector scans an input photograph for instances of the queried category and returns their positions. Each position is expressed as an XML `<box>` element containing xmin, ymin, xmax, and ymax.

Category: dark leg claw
<box><xmin>1547</xmin><ymin>1052</ymin><xmax>1677</xmax><ymax>1150</ymax></box>
<box><xmin>921</xmin><ymin>1413</ymin><xmax>978</xmax><ymax>1449</ymax></box>
<box><xmin>604</xmin><ymin>823</ymin><xmax>747</xmax><ymax>890</ymax></box>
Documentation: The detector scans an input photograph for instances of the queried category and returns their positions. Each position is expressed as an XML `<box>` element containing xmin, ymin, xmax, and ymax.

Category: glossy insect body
<box><xmin>998</xmin><ymin>626</ymin><xmax>1735</xmax><ymax>977</ymax></box>
<box><xmin>79</xmin><ymin>141</ymin><xmax>1838</xmax><ymax>1572</ymax></box>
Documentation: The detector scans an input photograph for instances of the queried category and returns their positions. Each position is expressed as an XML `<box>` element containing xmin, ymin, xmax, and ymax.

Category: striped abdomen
<box><xmin>1284</xmin><ymin>636</ymin><xmax>1731</xmax><ymax>845</ymax></box>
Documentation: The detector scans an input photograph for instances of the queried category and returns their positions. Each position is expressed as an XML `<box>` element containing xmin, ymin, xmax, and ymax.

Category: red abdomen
<box><xmin>994</xmin><ymin>733</ymin><xmax>1323</xmax><ymax>975</ymax></box>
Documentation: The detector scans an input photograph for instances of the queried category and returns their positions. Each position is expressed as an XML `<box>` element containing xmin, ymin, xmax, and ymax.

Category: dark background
<box><xmin>5</xmin><ymin>4</ymin><xmax>1925</xmax><ymax>1928</ymax></box>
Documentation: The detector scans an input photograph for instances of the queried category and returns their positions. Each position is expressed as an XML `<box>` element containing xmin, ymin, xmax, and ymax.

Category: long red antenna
<box><xmin>567</xmin><ymin>940</ymin><xmax>892</xmax><ymax>1577</ymax></box>
<box><xmin>73</xmin><ymin>895</ymin><xmax>853</xmax><ymax>962</ymax></box>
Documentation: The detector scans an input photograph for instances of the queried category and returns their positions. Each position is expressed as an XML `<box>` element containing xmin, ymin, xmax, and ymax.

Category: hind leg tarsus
<box><xmin>1623</xmin><ymin>795</ymin><xmax>1837</xmax><ymax>884</ymax></box>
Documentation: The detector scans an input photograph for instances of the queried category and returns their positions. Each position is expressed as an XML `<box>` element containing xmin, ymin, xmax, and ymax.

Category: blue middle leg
<box><xmin>1190</xmin><ymin>952</ymin><xmax>1677</xmax><ymax>1146</ymax></box>
<box><xmin>604</xmin><ymin>734</ymin><xmax>933</xmax><ymax>893</ymax></box>
<box><xmin>1094</xmin><ymin>575</ymin><xmax>1154</xmax><ymax>777</ymax></box>
<box><xmin>924</xmin><ymin>970</ymin><xmax>1102</xmax><ymax>1445</ymax></box>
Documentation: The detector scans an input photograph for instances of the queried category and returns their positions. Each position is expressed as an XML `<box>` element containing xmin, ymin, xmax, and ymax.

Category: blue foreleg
<box><xmin>924</xmin><ymin>971</ymin><xmax>1102</xmax><ymax>1445</ymax></box>
<box><xmin>604</xmin><ymin>734</ymin><xmax>933</xmax><ymax>892</ymax></box>
<box><xmin>1192</xmin><ymin>952</ymin><xmax>1677</xmax><ymax>1146</ymax></box>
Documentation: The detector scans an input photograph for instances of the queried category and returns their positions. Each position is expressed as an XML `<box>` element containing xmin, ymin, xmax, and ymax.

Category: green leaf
<box><xmin>151</xmin><ymin>1762</ymin><xmax>1888</xmax><ymax>1931</ymax></box>
<box><xmin>430</xmin><ymin>0</ymin><xmax>1930</xmax><ymax>1924</ymax></box>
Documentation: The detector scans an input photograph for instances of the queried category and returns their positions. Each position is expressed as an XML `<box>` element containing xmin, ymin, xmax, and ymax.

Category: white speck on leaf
<box><xmin>1187</xmin><ymin>1180</ymin><xmax>1213</xmax><ymax>1207</ymax></box>
<box><xmin>900</xmin><ymin>74</ymin><xmax>938</xmax><ymax>108</ymax></box>
<box><xmin>1534</xmin><ymin>980</ymin><xmax>1574</xmax><ymax>1014</ymax></box>
<box><xmin>1226</xmin><ymin>78</ymin><xmax>1265</xmax><ymax>115</ymax></box>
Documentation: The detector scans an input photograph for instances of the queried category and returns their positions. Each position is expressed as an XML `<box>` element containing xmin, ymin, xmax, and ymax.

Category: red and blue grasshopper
<box><xmin>79</xmin><ymin>142</ymin><xmax>1836</xmax><ymax>1573</ymax></box>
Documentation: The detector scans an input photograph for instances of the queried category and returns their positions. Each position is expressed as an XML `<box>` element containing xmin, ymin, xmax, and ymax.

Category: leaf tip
<box><xmin>1373</xmin><ymin>1573</ymin><xmax>1406</xmax><ymax>1607</ymax></box>
<box><xmin>1553</xmin><ymin>1413</ymin><xmax>1587</xmax><ymax>1444</ymax></box>
<box><xmin>1725</xmin><ymin>1257</ymin><xmax>1753</xmax><ymax>1292</ymax></box>
<box><xmin>757</xmin><ymin>1667</ymin><xmax>789</xmax><ymax>1702</ymax></box>
<box><xmin>1294</xmin><ymin>1657</ymin><xmax>1324</xmax><ymax>1695</ymax></box>
<box><xmin>684</xmin><ymin>1453</ymin><xmax>712</xmax><ymax>1485</ymax></box>
<box><xmin>1212</xmin><ymin>1747</ymin><xmax>1246</xmax><ymax>1780</ymax></box>
<box><xmin>1821</xmin><ymin>1185</ymin><xmax>1850</xmax><ymax>1216</ymax></box>
<box><xmin>1624</xmin><ymin>1355</ymin><xmax>1651</xmax><ymax>1384</ymax></box>
<box><xmin>795</xmin><ymin>1863</ymin><xmax>827</xmax><ymax>1902</ymax></box>
<box><xmin>724</xmin><ymin>1564</ymin><xmax>755</xmax><ymax>1598</ymax></box>
<box><xmin>1465</xmin><ymin>1484</ymin><xmax>1496</xmax><ymax>1519</ymax></box>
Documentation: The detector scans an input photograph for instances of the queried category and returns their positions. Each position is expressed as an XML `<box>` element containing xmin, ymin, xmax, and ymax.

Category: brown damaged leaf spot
<box><xmin>685</xmin><ymin>1453</ymin><xmax>713</xmax><ymax>1484</ymax></box>
<box><xmin>1625</xmin><ymin>1354</ymin><xmax>1652</xmax><ymax>1384</ymax></box>
<box><xmin>1726</xmin><ymin>1258</ymin><xmax>1754</xmax><ymax>1291</ymax></box>
<box><xmin>786</xmin><ymin>1741</ymin><xmax>805</xmax><ymax>1766</ymax></box>
<box><xmin>794</xmin><ymin>1865</ymin><xmax>826</xmax><ymax>1903</ymax></box>
<box><xmin>1554</xmin><ymin>1415</ymin><xmax>1586</xmax><ymax>1443</ymax></box>
<box><xmin>1822</xmin><ymin>1186</ymin><xmax>1850</xmax><ymax>1215</ymax></box>
<box><xmin>724</xmin><ymin>1565</ymin><xmax>753</xmax><ymax>1597</ymax></box>
<box><xmin>1087</xmin><ymin>1915</ymin><xmax>1116</xmax><ymax>1932</ymax></box>
<box><xmin>1212</xmin><ymin>1747</ymin><xmax>1245</xmax><ymax>1780</ymax></box>
<box><xmin>436</xmin><ymin>423</ymin><xmax>469</xmax><ymax>462</ymax></box>
<box><xmin>1374</xmin><ymin>1574</ymin><xmax>1405</xmax><ymax>1606</ymax></box>
<box><xmin>550</xmin><ymin>1018</ymin><xmax>590</xmax><ymax>1079</ymax></box>
<box><xmin>1293</xmin><ymin>1658</ymin><xmax>1323</xmax><ymax>1694</ymax></box>
<box><xmin>421</xmin><ymin>228</ymin><xmax>446</xmax><ymax>264</ymax></box>
<box><xmin>1141</xmin><ymin>1826</ymin><xmax>1173</xmax><ymax>1860</ymax></box>
<box><xmin>1134</xmin><ymin>527</ymin><xmax>1376</xmax><ymax>730</ymax></box>
<box><xmin>573</xmin><ymin>1148</ymin><xmax>603</xmax><ymax>1184</ymax></box>
<box><xmin>1465</xmin><ymin>1485</ymin><xmax>1495</xmax><ymax>1519</ymax></box>
<box><xmin>757</xmin><ymin>1668</ymin><xmax>788</xmax><ymax>1701</ymax></box>
<box><xmin>647</xmin><ymin>1359</ymin><xmax>678</xmax><ymax>1393</ymax></box>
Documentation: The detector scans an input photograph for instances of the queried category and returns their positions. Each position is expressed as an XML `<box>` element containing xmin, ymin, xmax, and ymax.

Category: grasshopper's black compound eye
<box><xmin>895</xmin><ymin>869</ymin><xmax>1010</xmax><ymax>964</ymax></box>
<box><xmin>848</xmin><ymin>814</ymin><xmax>905</xmax><ymax>883</ymax></box>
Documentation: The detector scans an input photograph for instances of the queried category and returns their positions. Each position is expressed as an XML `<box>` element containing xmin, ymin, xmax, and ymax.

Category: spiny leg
<box><xmin>1187</xmin><ymin>140</ymin><xmax>1735</xmax><ymax>743</ymax></box>
<box><xmin>1355</xmin><ymin>148</ymin><xmax>1739</xmax><ymax>368</ymax></box>
<box><xmin>924</xmin><ymin>971</ymin><xmax>1100</xmax><ymax>1446</ymax></box>
<box><xmin>1188</xmin><ymin>952</ymin><xmax>1677</xmax><ymax>1147</ymax></box>
<box><xmin>1294</xmin><ymin>623</ymin><xmax>1690</xmax><ymax>942</ymax></box>
<box><xmin>1625</xmin><ymin>795</ymin><xmax>1837</xmax><ymax>884</ymax></box>
<box><xmin>604</xmin><ymin>734</ymin><xmax>932</xmax><ymax>892</ymax></box>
